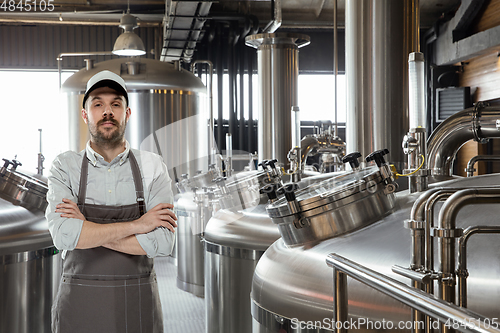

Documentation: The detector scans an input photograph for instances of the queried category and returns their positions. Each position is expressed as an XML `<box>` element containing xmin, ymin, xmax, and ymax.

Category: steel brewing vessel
<box><xmin>251</xmin><ymin>167</ymin><xmax>500</xmax><ymax>332</ymax></box>
<box><xmin>0</xmin><ymin>159</ymin><xmax>61</xmax><ymax>333</ymax></box>
<box><xmin>174</xmin><ymin>168</ymin><xmax>220</xmax><ymax>297</ymax></box>
<box><xmin>203</xmin><ymin>169</ymin><xmax>283</xmax><ymax>333</ymax></box>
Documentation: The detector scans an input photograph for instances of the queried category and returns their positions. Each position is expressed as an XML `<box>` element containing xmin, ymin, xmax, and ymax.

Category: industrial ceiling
<box><xmin>0</xmin><ymin>0</ymin><xmax>461</xmax><ymax>28</ymax></box>
<box><xmin>0</xmin><ymin>0</ymin><xmax>463</xmax><ymax>63</ymax></box>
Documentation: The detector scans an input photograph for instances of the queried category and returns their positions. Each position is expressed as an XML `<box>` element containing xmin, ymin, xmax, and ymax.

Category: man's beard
<box><xmin>88</xmin><ymin>117</ymin><xmax>127</xmax><ymax>148</ymax></box>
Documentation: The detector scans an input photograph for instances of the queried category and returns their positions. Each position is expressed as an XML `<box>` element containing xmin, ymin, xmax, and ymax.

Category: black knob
<box><xmin>11</xmin><ymin>159</ymin><xmax>22</xmax><ymax>171</ymax></box>
<box><xmin>260</xmin><ymin>184</ymin><xmax>278</xmax><ymax>201</ymax></box>
<box><xmin>2</xmin><ymin>158</ymin><xmax>12</xmax><ymax>169</ymax></box>
<box><xmin>258</xmin><ymin>160</ymin><xmax>269</xmax><ymax>170</ymax></box>
<box><xmin>266</xmin><ymin>159</ymin><xmax>278</xmax><ymax>169</ymax></box>
<box><xmin>191</xmin><ymin>187</ymin><xmax>198</xmax><ymax>193</ymax></box>
<box><xmin>278</xmin><ymin>183</ymin><xmax>299</xmax><ymax>202</ymax></box>
<box><xmin>342</xmin><ymin>152</ymin><xmax>362</xmax><ymax>169</ymax></box>
<box><xmin>365</xmin><ymin>149</ymin><xmax>390</xmax><ymax>167</ymax></box>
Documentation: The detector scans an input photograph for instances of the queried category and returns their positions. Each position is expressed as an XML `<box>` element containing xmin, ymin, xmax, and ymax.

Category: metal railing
<box><xmin>326</xmin><ymin>253</ymin><xmax>500</xmax><ymax>333</ymax></box>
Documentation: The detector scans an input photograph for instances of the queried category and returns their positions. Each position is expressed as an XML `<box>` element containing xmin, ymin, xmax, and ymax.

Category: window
<box><xmin>0</xmin><ymin>71</ymin><xmax>74</xmax><ymax>174</ymax></box>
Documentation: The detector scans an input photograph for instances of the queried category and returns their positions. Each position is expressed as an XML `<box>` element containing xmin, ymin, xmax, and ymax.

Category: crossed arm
<box><xmin>55</xmin><ymin>198</ymin><xmax>177</xmax><ymax>255</ymax></box>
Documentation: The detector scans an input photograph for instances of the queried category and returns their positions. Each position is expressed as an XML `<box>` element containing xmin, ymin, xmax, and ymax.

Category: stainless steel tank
<box><xmin>204</xmin><ymin>163</ymin><xmax>341</xmax><ymax>333</ymax></box>
<box><xmin>62</xmin><ymin>58</ymin><xmax>209</xmax><ymax>181</ymax></box>
<box><xmin>345</xmin><ymin>0</ymin><xmax>414</xmax><ymax>170</ymax></box>
<box><xmin>245</xmin><ymin>33</ymin><xmax>310</xmax><ymax>165</ymax></box>
<box><xmin>0</xmin><ymin>159</ymin><xmax>61</xmax><ymax>333</ymax></box>
<box><xmin>251</xmin><ymin>161</ymin><xmax>500</xmax><ymax>332</ymax></box>
<box><xmin>174</xmin><ymin>167</ymin><xmax>220</xmax><ymax>297</ymax></box>
<box><xmin>204</xmin><ymin>168</ymin><xmax>283</xmax><ymax>333</ymax></box>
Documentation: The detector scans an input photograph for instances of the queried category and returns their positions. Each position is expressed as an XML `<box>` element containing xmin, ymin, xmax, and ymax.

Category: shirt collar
<box><xmin>85</xmin><ymin>141</ymin><xmax>131</xmax><ymax>167</ymax></box>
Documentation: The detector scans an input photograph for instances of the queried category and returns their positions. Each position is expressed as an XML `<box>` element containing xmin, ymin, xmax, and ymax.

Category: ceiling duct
<box><xmin>161</xmin><ymin>0</ymin><xmax>212</xmax><ymax>63</ymax></box>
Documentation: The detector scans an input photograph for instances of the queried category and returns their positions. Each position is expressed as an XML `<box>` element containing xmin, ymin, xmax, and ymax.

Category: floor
<box><xmin>155</xmin><ymin>256</ymin><xmax>206</xmax><ymax>333</ymax></box>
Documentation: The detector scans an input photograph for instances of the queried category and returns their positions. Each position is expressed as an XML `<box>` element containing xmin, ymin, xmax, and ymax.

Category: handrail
<box><xmin>326</xmin><ymin>253</ymin><xmax>500</xmax><ymax>333</ymax></box>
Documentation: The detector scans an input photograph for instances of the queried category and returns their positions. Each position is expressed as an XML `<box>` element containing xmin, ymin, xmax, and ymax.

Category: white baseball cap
<box><xmin>82</xmin><ymin>70</ymin><xmax>129</xmax><ymax>108</ymax></box>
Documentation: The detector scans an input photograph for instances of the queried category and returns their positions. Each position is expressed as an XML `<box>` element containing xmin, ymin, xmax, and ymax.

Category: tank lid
<box><xmin>214</xmin><ymin>170</ymin><xmax>281</xmax><ymax>210</ymax></box>
<box><xmin>0</xmin><ymin>159</ymin><xmax>48</xmax><ymax>212</ymax></box>
<box><xmin>267</xmin><ymin>166</ymin><xmax>383</xmax><ymax>218</ymax></box>
<box><xmin>61</xmin><ymin>58</ymin><xmax>206</xmax><ymax>94</ymax></box>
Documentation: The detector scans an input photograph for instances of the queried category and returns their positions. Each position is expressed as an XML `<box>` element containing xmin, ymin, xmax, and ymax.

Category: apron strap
<box><xmin>128</xmin><ymin>151</ymin><xmax>146</xmax><ymax>216</ymax></box>
<box><xmin>77</xmin><ymin>150</ymin><xmax>146</xmax><ymax>216</ymax></box>
<box><xmin>77</xmin><ymin>152</ymin><xmax>89</xmax><ymax>207</ymax></box>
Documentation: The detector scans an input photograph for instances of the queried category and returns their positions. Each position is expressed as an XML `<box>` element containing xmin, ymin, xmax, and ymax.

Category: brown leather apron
<box><xmin>52</xmin><ymin>151</ymin><xmax>163</xmax><ymax>333</ymax></box>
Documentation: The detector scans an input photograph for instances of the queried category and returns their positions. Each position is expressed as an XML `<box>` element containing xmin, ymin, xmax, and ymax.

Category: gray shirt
<box><xmin>45</xmin><ymin>141</ymin><xmax>175</xmax><ymax>258</ymax></box>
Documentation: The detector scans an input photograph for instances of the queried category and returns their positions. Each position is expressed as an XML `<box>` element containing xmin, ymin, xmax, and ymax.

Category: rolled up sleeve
<box><xmin>136</xmin><ymin>152</ymin><xmax>175</xmax><ymax>258</ymax></box>
<box><xmin>45</xmin><ymin>154</ymin><xmax>84</xmax><ymax>251</ymax></box>
<box><xmin>136</xmin><ymin>227</ymin><xmax>175</xmax><ymax>258</ymax></box>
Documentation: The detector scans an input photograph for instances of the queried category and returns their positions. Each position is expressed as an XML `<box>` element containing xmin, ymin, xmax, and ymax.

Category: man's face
<box><xmin>81</xmin><ymin>86</ymin><xmax>130</xmax><ymax>146</ymax></box>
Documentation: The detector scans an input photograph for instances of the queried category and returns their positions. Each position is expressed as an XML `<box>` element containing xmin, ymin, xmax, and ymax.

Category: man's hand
<box><xmin>55</xmin><ymin>198</ymin><xmax>85</xmax><ymax>221</ymax></box>
<box><xmin>135</xmin><ymin>203</ymin><xmax>178</xmax><ymax>234</ymax></box>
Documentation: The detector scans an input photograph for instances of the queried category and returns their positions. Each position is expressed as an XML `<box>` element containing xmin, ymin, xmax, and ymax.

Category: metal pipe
<box><xmin>333</xmin><ymin>0</ymin><xmax>338</xmax><ymax>138</ymax></box>
<box><xmin>332</xmin><ymin>268</ymin><xmax>347</xmax><ymax>333</ymax></box>
<box><xmin>245</xmin><ymin>33</ymin><xmax>310</xmax><ymax>165</ymax></box>
<box><xmin>466</xmin><ymin>155</ymin><xmax>500</xmax><ymax>177</ymax></box>
<box><xmin>427</xmin><ymin>104</ymin><xmax>500</xmax><ymax>176</ymax></box>
<box><xmin>262</xmin><ymin>0</ymin><xmax>282</xmax><ymax>33</ymax></box>
<box><xmin>392</xmin><ymin>265</ymin><xmax>432</xmax><ymax>284</ymax></box>
<box><xmin>437</xmin><ymin>188</ymin><xmax>500</xmax><ymax>330</ymax></box>
<box><xmin>457</xmin><ymin>226</ymin><xmax>500</xmax><ymax>308</ymax></box>
<box><xmin>191</xmin><ymin>60</ymin><xmax>215</xmax><ymax>166</ymax></box>
<box><xmin>57</xmin><ymin>51</ymin><xmax>114</xmax><ymax>90</ymax></box>
<box><xmin>326</xmin><ymin>253</ymin><xmax>500</xmax><ymax>333</ymax></box>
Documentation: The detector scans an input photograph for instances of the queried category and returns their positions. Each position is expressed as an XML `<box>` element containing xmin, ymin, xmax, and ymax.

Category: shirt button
<box><xmin>108</xmin><ymin>169</ymin><xmax>111</xmax><ymax>172</ymax></box>
<box><xmin>108</xmin><ymin>190</ymin><xmax>112</xmax><ymax>193</ymax></box>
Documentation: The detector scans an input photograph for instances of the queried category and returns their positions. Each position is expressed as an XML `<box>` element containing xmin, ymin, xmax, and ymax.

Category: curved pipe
<box><xmin>466</xmin><ymin>155</ymin><xmax>500</xmax><ymax>177</ymax></box>
<box><xmin>457</xmin><ymin>226</ymin><xmax>500</xmax><ymax>308</ymax></box>
<box><xmin>437</xmin><ymin>188</ymin><xmax>500</xmax><ymax>307</ymax></box>
<box><xmin>427</xmin><ymin>104</ymin><xmax>500</xmax><ymax>176</ymax></box>
<box><xmin>298</xmin><ymin>135</ymin><xmax>345</xmax><ymax>173</ymax></box>
<box><xmin>263</xmin><ymin>0</ymin><xmax>282</xmax><ymax>33</ymax></box>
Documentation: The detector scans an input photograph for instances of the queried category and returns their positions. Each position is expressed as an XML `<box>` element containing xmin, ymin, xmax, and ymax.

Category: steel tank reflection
<box><xmin>0</xmin><ymin>159</ymin><xmax>61</xmax><ymax>333</ymax></box>
<box><xmin>62</xmin><ymin>58</ymin><xmax>209</xmax><ymax>184</ymax></box>
<box><xmin>251</xmin><ymin>164</ymin><xmax>500</xmax><ymax>332</ymax></box>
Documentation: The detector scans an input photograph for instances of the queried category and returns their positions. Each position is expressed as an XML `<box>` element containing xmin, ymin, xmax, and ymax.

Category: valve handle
<box><xmin>260</xmin><ymin>184</ymin><xmax>279</xmax><ymax>201</ymax></box>
<box><xmin>266</xmin><ymin>159</ymin><xmax>278</xmax><ymax>169</ymax></box>
<box><xmin>277</xmin><ymin>183</ymin><xmax>299</xmax><ymax>202</ymax></box>
<box><xmin>341</xmin><ymin>152</ymin><xmax>362</xmax><ymax>169</ymax></box>
<box><xmin>2</xmin><ymin>158</ymin><xmax>13</xmax><ymax>169</ymax></box>
<box><xmin>11</xmin><ymin>159</ymin><xmax>22</xmax><ymax>171</ymax></box>
<box><xmin>258</xmin><ymin>159</ymin><xmax>269</xmax><ymax>169</ymax></box>
<box><xmin>365</xmin><ymin>149</ymin><xmax>390</xmax><ymax>167</ymax></box>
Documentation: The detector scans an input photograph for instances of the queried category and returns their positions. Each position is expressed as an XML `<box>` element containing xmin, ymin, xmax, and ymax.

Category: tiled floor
<box><xmin>155</xmin><ymin>256</ymin><xmax>205</xmax><ymax>333</ymax></box>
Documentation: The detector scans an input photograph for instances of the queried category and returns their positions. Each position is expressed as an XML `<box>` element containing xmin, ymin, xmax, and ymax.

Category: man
<box><xmin>46</xmin><ymin>70</ymin><xmax>177</xmax><ymax>333</ymax></box>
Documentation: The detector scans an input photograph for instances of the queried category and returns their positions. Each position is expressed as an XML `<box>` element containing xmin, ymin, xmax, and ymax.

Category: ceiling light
<box><xmin>112</xmin><ymin>13</ymin><xmax>146</xmax><ymax>56</ymax></box>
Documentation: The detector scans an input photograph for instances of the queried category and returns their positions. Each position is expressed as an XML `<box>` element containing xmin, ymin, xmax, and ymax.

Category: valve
<box><xmin>258</xmin><ymin>160</ymin><xmax>269</xmax><ymax>170</ymax></box>
<box><xmin>366</xmin><ymin>149</ymin><xmax>389</xmax><ymax>167</ymax></box>
<box><xmin>260</xmin><ymin>184</ymin><xmax>279</xmax><ymax>202</ymax></box>
<box><xmin>266</xmin><ymin>159</ymin><xmax>278</xmax><ymax>170</ymax></box>
<box><xmin>277</xmin><ymin>183</ymin><xmax>299</xmax><ymax>203</ymax></box>
<box><xmin>2</xmin><ymin>158</ymin><xmax>13</xmax><ymax>169</ymax></box>
<box><xmin>342</xmin><ymin>152</ymin><xmax>362</xmax><ymax>170</ymax></box>
<box><xmin>11</xmin><ymin>159</ymin><xmax>22</xmax><ymax>171</ymax></box>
